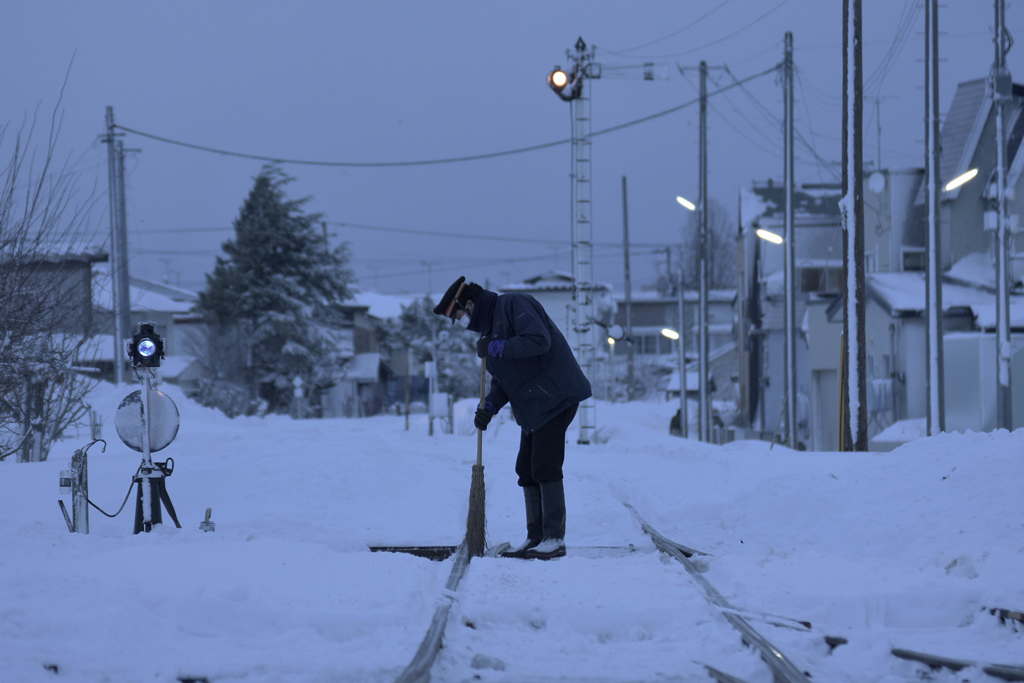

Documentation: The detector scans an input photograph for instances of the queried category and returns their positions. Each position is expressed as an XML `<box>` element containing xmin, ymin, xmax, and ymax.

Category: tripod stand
<box><xmin>132</xmin><ymin>369</ymin><xmax>181</xmax><ymax>534</ymax></box>
<box><xmin>133</xmin><ymin>457</ymin><xmax>181</xmax><ymax>534</ymax></box>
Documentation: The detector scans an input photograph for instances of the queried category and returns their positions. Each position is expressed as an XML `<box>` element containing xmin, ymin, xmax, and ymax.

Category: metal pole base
<box><xmin>133</xmin><ymin>464</ymin><xmax>182</xmax><ymax>534</ymax></box>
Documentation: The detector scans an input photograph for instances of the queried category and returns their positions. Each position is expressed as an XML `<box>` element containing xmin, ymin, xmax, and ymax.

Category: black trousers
<box><xmin>515</xmin><ymin>404</ymin><xmax>578</xmax><ymax>486</ymax></box>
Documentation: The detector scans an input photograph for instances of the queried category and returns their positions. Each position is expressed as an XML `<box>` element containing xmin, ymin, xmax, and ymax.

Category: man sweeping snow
<box><xmin>434</xmin><ymin>276</ymin><xmax>591</xmax><ymax>560</ymax></box>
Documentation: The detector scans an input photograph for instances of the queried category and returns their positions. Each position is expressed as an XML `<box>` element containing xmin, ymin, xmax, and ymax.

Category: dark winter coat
<box><xmin>472</xmin><ymin>291</ymin><xmax>591</xmax><ymax>431</ymax></box>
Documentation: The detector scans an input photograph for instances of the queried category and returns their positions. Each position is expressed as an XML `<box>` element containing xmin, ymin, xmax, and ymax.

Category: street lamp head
<box><xmin>607</xmin><ymin>336</ymin><xmax>616</xmax><ymax>346</ymax></box>
<box><xmin>943</xmin><ymin>167</ymin><xmax>978</xmax><ymax>192</ymax></box>
<box><xmin>755</xmin><ymin>228</ymin><xmax>784</xmax><ymax>245</ymax></box>
<box><xmin>548</xmin><ymin>67</ymin><xmax>570</xmax><ymax>93</ymax></box>
<box><xmin>660</xmin><ymin>327</ymin><xmax>680</xmax><ymax>341</ymax></box>
<box><xmin>675</xmin><ymin>195</ymin><xmax>696</xmax><ymax>211</ymax></box>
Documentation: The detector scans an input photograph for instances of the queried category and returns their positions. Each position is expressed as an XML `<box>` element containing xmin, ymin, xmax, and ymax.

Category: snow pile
<box><xmin>0</xmin><ymin>386</ymin><xmax>1021</xmax><ymax>681</ymax></box>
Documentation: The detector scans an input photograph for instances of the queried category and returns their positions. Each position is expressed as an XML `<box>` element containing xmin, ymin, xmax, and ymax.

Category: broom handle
<box><xmin>476</xmin><ymin>359</ymin><xmax>485</xmax><ymax>467</ymax></box>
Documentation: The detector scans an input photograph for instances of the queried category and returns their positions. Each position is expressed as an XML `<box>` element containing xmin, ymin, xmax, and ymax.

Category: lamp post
<box><xmin>672</xmin><ymin>195</ymin><xmax>697</xmax><ymax>438</ymax></box>
<box><xmin>661</xmin><ymin>326</ymin><xmax>687</xmax><ymax>437</ymax></box>
<box><xmin>755</xmin><ymin>226</ymin><xmax>795</xmax><ymax>446</ymax></box>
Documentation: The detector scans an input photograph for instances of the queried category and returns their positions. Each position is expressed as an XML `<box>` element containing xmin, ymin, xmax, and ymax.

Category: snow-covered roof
<box><xmin>867</xmin><ymin>271</ymin><xmax>1024</xmax><ymax>328</ymax></box>
<box><xmin>739</xmin><ymin>181</ymin><xmax>842</xmax><ymax>230</ymax></box>
<box><xmin>501</xmin><ymin>271</ymin><xmax>611</xmax><ymax>293</ymax></box>
<box><xmin>946</xmin><ymin>251</ymin><xmax>1024</xmax><ymax>290</ymax></box>
<box><xmin>0</xmin><ymin>242</ymin><xmax>107</xmax><ymax>265</ymax></box>
<box><xmin>614</xmin><ymin>289</ymin><xmax>736</xmax><ymax>304</ymax></box>
<box><xmin>350</xmin><ymin>291</ymin><xmax>422</xmax><ymax>320</ymax></box>
<box><xmin>92</xmin><ymin>264</ymin><xmax>194</xmax><ymax>314</ymax></box>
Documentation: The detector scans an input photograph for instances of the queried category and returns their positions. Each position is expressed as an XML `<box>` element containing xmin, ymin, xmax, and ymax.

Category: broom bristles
<box><xmin>466</xmin><ymin>464</ymin><xmax>486</xmax><ymax>556</ymax></box>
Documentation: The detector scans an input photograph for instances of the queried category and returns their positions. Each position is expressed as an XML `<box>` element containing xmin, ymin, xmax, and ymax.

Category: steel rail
<box><xmin>625</xmin><ymin>502</ymin><xmax>812</xmax><ymax>683</ymax></box>
<box><xmin>394</xmin><ymin>543</ymin><xmax>471</xmax><ymax>683</ymax></box>
<box><xmin>891</xmin><ymin>648</ymin><xmax>1024</xmax><ymax>681</ymax></box>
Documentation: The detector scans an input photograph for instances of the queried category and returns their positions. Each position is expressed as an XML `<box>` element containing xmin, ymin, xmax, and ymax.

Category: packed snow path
<box><xmin>1</xmin><ymin>385</ymin><xmax>1021</xmax><ymax>681</ymax></box>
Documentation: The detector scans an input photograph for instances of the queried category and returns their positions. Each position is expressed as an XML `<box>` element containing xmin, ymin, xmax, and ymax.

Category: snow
<box><xmin>92</xmin><ymin>264</ymin><xmax>194</xmax><ymax>315</ymax></box>
<box><xmin>1</xmin><ymin>385</ymin><xmax>1022</xmax><ymax>681</ymax></box>
<box><xmin>350</xmin><ymin>291</ymin><xmax>422</xmax><ymax>320</ymax></box>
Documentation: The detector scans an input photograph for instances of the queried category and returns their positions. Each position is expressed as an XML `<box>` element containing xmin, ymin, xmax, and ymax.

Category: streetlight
<box><xmin>661</xmin><ymin>326</ymin><xmax>687</xmax><ymax>437</ymax></box>
<box><xmin>755</xmin><ymin>228</ymin><xmax>784</xmax><ymax>245</ymax></box>
<box><xmin>675</xmin><ymin>195</ymin><xmax>697</xmax><ymax>211</ymax></box>
<box><xmin>943</xmin><ymin>167</ymin><xmax>978</xmax><ymax>193</ymax></box>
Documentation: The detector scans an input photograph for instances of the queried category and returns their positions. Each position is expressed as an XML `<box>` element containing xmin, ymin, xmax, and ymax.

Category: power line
<box><xmin>332</xmin><ymin>221</ymin><xmax>669</xmax><ymax>248</ymax></box>
<box><xmin>111</xmin><ymin>63</ymin><xmax>780</xmax><ymax>168</ymax></box>
<box><xmin>610</xmin><ymin>0</ymin><xmax>791</xmax><ymax>60</ymax></box>
<box><xmin>603</xmin><ymin>0</ymin><xmax>731</xmax><ymax>55</ymax></box>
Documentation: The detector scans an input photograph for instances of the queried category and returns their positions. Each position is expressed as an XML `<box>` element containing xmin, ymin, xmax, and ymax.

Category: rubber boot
<box><xmin>501</xmin><ymin>485</ymin><xmax>542</xmax><ymax>558</ymax></box>
<box><xmin>524</xmin><ymin>480</ymin><xmax>566</xmax><ymax>560</ymax></box>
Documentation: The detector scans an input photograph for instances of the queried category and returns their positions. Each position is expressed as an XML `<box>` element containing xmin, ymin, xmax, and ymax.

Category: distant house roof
<box><xmin>865</xmin><ymin>270</ymin><xmax>1024</xmax><ymax>329</ymax></box>
<box><xmin>350</xmin><ymin>291</ymin><xmax>422</xmax><ymax>319</ymax></box>
<box><xmin>739</xmin><ymin>181</ymin><xmax>842</xmax><ymax>231</ymax></box>
<box><xmin>915</xmin><ymin>78</ymin><xmax>1024</xmax><ymax>204</ymax></box>
<box><xmin>0</xmin><ymin>242</ymin><xmax>107</xmax><ymax>265</ymax></box>
<box><xmin>500</xmin><ymin>270</ymin><xmax>611</xmax><ymax>293</ymax></box>
<box><xmin>92</xmin><ymin>264</ymin><xmax>194</xmax><ymax>314</ymax></box>
<box><xmin>615</xmin><ymin>289</ymin><xmax>736</xmax><ymax>304</ymax></box>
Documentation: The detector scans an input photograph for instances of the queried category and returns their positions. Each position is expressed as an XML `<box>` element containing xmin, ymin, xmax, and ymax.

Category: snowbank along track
<box><xmin>392</xmin><ymin>502</ymin><xmax>812</xmax><ymax>683</ymax></box>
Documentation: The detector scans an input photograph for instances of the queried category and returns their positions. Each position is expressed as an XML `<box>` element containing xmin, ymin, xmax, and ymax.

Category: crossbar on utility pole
<box><xmin>925</xmin><ymin>0</ymin><xmax>946</xmax><ymax>435</ymax></box>
<box><xmin>783</xmin><ymin>32</ymin><xmax>797</xmax><ymax>449</ymax></box>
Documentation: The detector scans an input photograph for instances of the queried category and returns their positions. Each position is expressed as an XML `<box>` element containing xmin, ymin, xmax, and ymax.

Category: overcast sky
<box><xmin>6</xmin><ymin>1</ymin><xmax>1024</xmax><ymax>296</ymax></box>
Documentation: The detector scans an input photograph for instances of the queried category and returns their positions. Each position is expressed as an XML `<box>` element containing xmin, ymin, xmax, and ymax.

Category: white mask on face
<box><xmin>455</xmin><ymin>314</ymin><xmax>471</xmax><ymax>329</ymax></box>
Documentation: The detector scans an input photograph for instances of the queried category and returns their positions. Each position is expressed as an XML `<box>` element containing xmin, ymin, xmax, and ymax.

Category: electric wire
<box><xmin>111</xmin><ymin>63</ymin><xmax>780</xmax><ymax>168</ymax></box>
<box><xmin>87</xmin><ymin>464</ymin><xmax>140</xmax><ymax>518</ymax></box>
<box><xmin>602</xmin><ymin>0</ymin><xmax>731</xmax><ymax>56</ymax></box>
<box><xmin>864</xmin><ymin>0</ymin><xmax>919</xmax><ymax>96</ymax></box>
<box><xmin>606</xmin><ymin>0</ymin><xmax>791</xmax><ymax>61</ymax></box>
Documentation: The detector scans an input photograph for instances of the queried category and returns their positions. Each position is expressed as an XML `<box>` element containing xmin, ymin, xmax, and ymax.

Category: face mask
<box><xmin>455</xmin><ymin>314</ymin><xmax>471</xmax><ymax>329</ymax></box>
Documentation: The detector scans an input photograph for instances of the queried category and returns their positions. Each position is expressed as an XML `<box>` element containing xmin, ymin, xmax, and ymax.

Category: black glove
<box><xmin>475</xmin><ymin>335</ymin><xmax>490</xmax><ymax>359</ymax></box>
<box><xmin>474</xmin><ymin>407</ymin><xmax>493</xmax><ymax>431</ymax></box>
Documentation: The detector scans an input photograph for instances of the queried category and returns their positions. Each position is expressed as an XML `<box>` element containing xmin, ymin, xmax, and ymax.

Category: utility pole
<box><xmin>698</xmin><ymin>60</ymin><xmax>711</xmax><ymax>443</ymax></box>
<box><xmin>675</xmin><ymin>244</ymin><xmax>689</xmax><ymax>438</ymax></box>
<box><xmin>621</xmin><ymin>176</ymin><xmax>635</xmax><ymax>401</ymax></box>
<box><xmin>115</xmin><ymin>140</ymin><xmax>133</xmax><ymax>351</ymax></box>
<box><xmin>841</xmin><ymin>0</ymin><xmax>868</xmax><ymax>451</ymax></box>
<box><xmin>103</xmin><ymin>107</ymin><xmax>127</xmax><ymax>385</ymax></box>
<box><xmin>992</xmin><ymin>0</ymin><xmax>1014</xmax><ymax>429</ymax></box>
<box><xmin>925</xmin><ymin>0</ymin><xmax>946</xmax><ymax>435</ymax></box>
<box><xmin>783</xmin><ymin>32</ymin><xmax>797</xmax><ymax>449</ymax></box>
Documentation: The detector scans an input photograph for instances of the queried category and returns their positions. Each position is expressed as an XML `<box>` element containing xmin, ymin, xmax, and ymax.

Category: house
<box><xmin>806</xmin><ymin>271</ymin><xmax>1024</xmax><ymax>450</ymax></box>
<box><xmin>607</xmin><ymin>288</ymin><xmax>737</xmax><ymax>405</ymax></box>
<box><xmin>737</xmin><ymin>181</ymin><xmax>846</xmax><ymax>444</ymax></box>
<box><xmin>90</xmin><ymin>263</ymin><xmax>205</xmax><ymax>385</ymax></box>
<box><xmin>499</xmin><ymin>271</ymin><xmax>615</xmax><ymax>344</ymax></box>
<box><xmin>800</xmin><ymin>76</ymin><xmax>1024</xmax><ymax>447</ymax></box>
<box><xmin>914</xmin><ymin>78</ymin><xmax>1024</xmax><ymax>275</ymax></box>
<box><xmin>0</xmin><ymin>244</ymin><xmax>108</xmax><ymax>337</ymax></box>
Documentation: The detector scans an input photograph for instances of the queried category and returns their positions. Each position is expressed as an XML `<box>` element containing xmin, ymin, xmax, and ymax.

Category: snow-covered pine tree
<box><xmin>197</xmin><ymin>165</ymin><xmax>355</xmax><ymax>413</ymax></box>
<box><xmin>377</xmin><ymin>296</ymin><xmax>478</xmax><ymax>399</ymax></box>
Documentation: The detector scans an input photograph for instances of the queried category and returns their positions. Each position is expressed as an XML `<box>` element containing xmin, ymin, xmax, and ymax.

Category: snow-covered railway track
<box><xmin>625</xmin><ymin>503</ymin><xmax>811</xmax><ymax>683</ymax></box>
<box><xmin>393</xmin><ymin>502</ymin><xmax>812</xmax><ymax>682</ymax></box>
